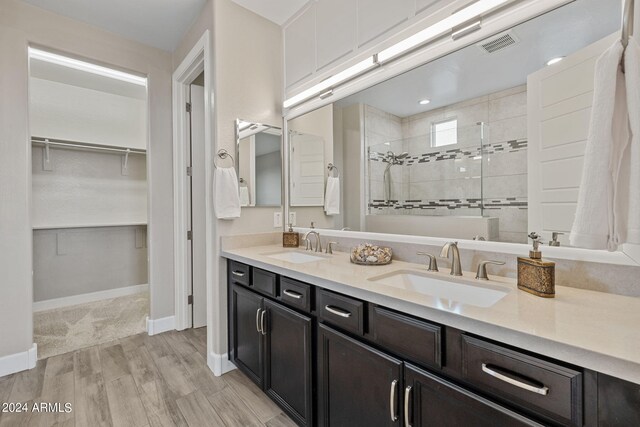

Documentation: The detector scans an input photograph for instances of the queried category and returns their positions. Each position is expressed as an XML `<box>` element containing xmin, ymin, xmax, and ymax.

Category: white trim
<box><xmin>33</xmin><ymin>284</ymin><xmax>149</xmax><ymax>312</ymax></box>
<box><xmin>172</xmin><ymin>31</ymin><xmax>213</xmax><ymax>331</ymax></box>
<box><xmin>207</xmin><ymin>351</ymin><xmax>237</xmax><ymax>377</ymax></box>
<box><xmin>0</xmin><ymin>344</ymin><xmax>37</xmax><ymax>378</ymax></box>
<box><xmin>146</xmin><ymin>315</ymin><xmax>175</xmax><ymax>336</ymax></box>
<box><xmin>294</xmin><ymin>227</ymin><xmax>640</xmax><ymax>266</ymax></box>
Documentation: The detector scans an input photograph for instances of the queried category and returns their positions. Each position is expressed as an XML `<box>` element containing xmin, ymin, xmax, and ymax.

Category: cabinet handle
<box><xmin>283</xmin><ymin>289</ymin><xmax>303</xmax><ymax>299</ymax></box>
<box><xmin>481</xmin><ymin>363</ymin><xmax>549</xmax><ymax>396</ymax></box>
<box><xmin>324</xmin><ymin>305</ymin><xmax>352</xmax><ymax>318</ymax></box>
<box><xmin>232</xmin><ymin>270</ymin><xmax>245</xmax><ymax>277</ymax></box>
<box><xmin>404</xmin><ymin>386</ymin><xmax>412</xmax><ymax>427</ymax></box>
<box><xmin>255</xmin><ymin>308</ymin><xmax>262</xmax><ymax>334</ymax></box>
<box><xmin>389</xmin><ymin>379</ymin><xmax>398</xmax><ymax>422</ymax></box>
<box><xmin>260</xmin><ymin>309</ymin><xmax>267</xmax><ymax>336</ymax></box>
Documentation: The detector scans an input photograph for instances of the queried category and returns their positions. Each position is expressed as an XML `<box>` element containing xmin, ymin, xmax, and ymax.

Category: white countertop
<box><xmin>222</xmin><ymin>244</ymin><xmax>640</xmax><ymax>385</ymax></box>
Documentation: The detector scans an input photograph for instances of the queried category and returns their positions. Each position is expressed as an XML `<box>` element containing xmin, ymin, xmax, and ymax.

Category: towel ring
<box><xmin>327</xmin><ymin>163</ymin><xmax>340</xmax><ymax>178</ymax></box>
<box><xmin>215</xmin><ymin>149</ymin><xmax>235</xmax><ymax>168</ymax></box>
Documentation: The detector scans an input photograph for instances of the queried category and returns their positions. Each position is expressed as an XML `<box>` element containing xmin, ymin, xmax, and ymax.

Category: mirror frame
<box><xmin>281</xmin><ymin>0</ymin><xmax>639</xmax><ymax>266</ymax></box>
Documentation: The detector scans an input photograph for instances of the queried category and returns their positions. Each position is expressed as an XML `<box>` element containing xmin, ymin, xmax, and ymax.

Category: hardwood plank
<box><xmin>137</xmin><ymin>378</ymin><xmax>188</xmax><ymax>427</ymax></box>
<box><xmin>44</xmin><ymin>353</ymin><xmax>74</xmax><ymax>379</ymax></box>
<box><xmin>224</xmin><ymin>369</ymin><xmax>280</xmax><ymax>422</ymax></box>
<box><xmin>99</xmin><ymin>344</ymin><xmax>130</xmax><ymax>382</ymax></box>
<box><xmin>119</xmin><ymin>333</ymin><xmax>148</xmax><ymax>354</ymax></box>
<box><xmin>106</xmin><ymin>375</ymin><xmax>149</xmax><ymax>427</ymax></box>
<box><xmin>30</xmin><ymin>371</ymin><xmax>75</xmax><ymax>427</ymax></box>
<box><xmin>163</xmin><ymin>331</ymin><xmax>198</xmax><ymax>358</ymax></box>
<box><xmin>175</xmin><ymin>390</ymin><xmax>224</xmax><ymax>427</ymax></box>
<box><xmin>179</xmin><ymin>352</ymin><xmax>226</xmax><ymax>398</ymax></box>
<box><xmin>154</xmin><ymin>354</ymin><xmax>195</xmax><ymax>398</ymax></box>
<box><xmin>73</xmin><ymin>347</ymin><xmax>101</xmax><ymax>381</ymax></box>
<box><xmin>0</xmin><ymin>401</ymin><xmax>34</xmax><ymax>427</ymax></box>
<box><xmin>127</xmin><ymin>345</ymin><xmax>160</xmax><ymax>386</ymax></box>
<box><xmin>144</xmin><ymin>334</ymin><xmax>175</xmax><ymax>360</ymax></box>
<box><xmin>0</xmin><ymin>374</ymin><xmax>15</xmax><ymax>404</ymax></box>
<box><xmin>183</xmin><ymin>329</ymin><xmax>206</xmax><ymax>357</ymax></box>
<box><xmin>8</xmin><ymin>359</ymin><xmax>47</xmax><ymax>402</ymax></box>
<box><xmin>266</xmin><ymin>413</ymin><xmax>298</xmax><ymax>427</ymax></box>
<box><xmin>74</xmin><ymin>373</ymin><xmax>112</xmax><ymax>427</ymax></box>
<box><xmin>207</xmin><ymin>387</ymin><xmax>262</xmax><ymax>427</ymax></box>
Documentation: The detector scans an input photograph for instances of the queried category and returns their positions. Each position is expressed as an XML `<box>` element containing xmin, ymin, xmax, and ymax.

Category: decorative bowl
<box><xmin>350</xmin><ymin>244</ymin><xmax>392</xmax><ymax>265</ymax></box>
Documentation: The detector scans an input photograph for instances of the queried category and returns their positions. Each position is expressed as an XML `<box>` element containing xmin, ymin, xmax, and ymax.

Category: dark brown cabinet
<box><xmin>264</xmin><ymin>299</ymin><xmax>313</xmax><ymax>426</ymax></box>
<box><xmin>404</xmin><ymin>364</ymin><xmax>541</xmax><ymax>427</ymax></box>
<box><xmin>230</xmin><ymin>284</ymin><xmax>264</xmax><ymax>386</ymax></box>
<box><xmin>318</xmin><ymin>324</ymin><xmax>403</xmax><ymax>427</ymax></box>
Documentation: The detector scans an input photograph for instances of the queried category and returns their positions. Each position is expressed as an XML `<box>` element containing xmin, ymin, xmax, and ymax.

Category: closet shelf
<box><xmin>33</xmin><ymin>222</ymin><xmax>147</xmax><ymax>230</ymax></box>
<box><xmin>31</xmin><ymin>136</ymin><xmax>146</xmax><ymax>155</ymax></box>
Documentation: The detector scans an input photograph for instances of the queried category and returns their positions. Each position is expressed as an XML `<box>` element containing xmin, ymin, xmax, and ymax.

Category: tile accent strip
<box><xmin>369</xmin><ymin>197</ymin><xmax>528</xmax><ymax>210</ymax></box>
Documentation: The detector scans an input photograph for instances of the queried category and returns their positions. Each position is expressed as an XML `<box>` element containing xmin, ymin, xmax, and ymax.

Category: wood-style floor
<box><xmin>0</xmin><ymin>328</ymin><xmax>296</xmax><ymax>427</ymax></box>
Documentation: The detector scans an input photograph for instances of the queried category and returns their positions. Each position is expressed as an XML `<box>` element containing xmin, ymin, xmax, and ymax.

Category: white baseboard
<box><xmin>147</xmin><ymin>315</ymin><xmax>175</xmax><ymax>336</ymax></box>
<box><xmin>0</xmin><ymin>343</ymin><xmax>37</xmax><ymax>377</ymax></box>
<box><xmin>33</xmin><ymin>284</ymin><xmax>149</xmax><ymax>312</ymax></box>
<box><xmin>208</xmin><ymin>351</ymin><xmax>236</xmax><ymax>377</ymax></box>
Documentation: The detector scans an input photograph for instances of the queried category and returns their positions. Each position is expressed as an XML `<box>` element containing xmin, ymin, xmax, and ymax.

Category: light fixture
<box><xmin>283</xmin><ymin>56</ymin><xmax>377</xmax><ymax>109</ymax></box>
<box><xmin>377</xmin><ymin>0</ymin><xmax>511</xmax><ymax>63</ymax></box>
<box><xmin>28</xmin><ymin>47</ymin><xmax>147</xmax><ymax>86</ymax></box>
<box><xmin>419</xmin><ymin>99</ymin><xmax>431</xmax><ymax>105</ymax></box>
<box><xmin>452</xmin><ymin>19</ymin><xmax>482</xmax><ymax>40</ymax></box>
<box><xmin>546</xmin><ymin>56</ymin><xmax>564</xmax><ymax>66</ymax></box>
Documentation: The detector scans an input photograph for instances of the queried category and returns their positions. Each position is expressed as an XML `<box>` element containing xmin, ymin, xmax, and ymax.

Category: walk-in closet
<box><xmin>28</xmin><ymin>48</ymin><xmax>149</xmax><ymax>359</ymax></box>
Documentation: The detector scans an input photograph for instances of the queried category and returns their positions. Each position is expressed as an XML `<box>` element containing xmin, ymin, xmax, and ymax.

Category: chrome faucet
<box><xmin>440</xmin><ymin>242</ymin><xmax>463</xmax><ymax>276</ymax></box>
<box><xmin>303</xmin><ymin>230</ymin><xmax>322</xmax><ymax>253</ymax></box>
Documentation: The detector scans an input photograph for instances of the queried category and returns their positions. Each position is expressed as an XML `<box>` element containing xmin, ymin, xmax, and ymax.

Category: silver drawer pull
<box><xmin>389</xmin><ymin>379</ymin><xmax>398</xmax><ymax>422</ymax></box>
<box><xmin>481</xmin><ymin>363</ymin><xmax>549</xmax><ymax>396</ymax></box>
<box><xmin>256</xmin><ymin>308</ymin><xmax>262</xmax><ymax>333</ymax></box>
<box><xmin>283</xmin><ymin>289</ymin><xmax>303</xmax><ymax>299</ymax></box>
<box><xmin>324</xmin><ymin>305</ymin><xmax>352</xmax><ymax>318</ymax></box>
<box><xmin>260</xmin><ymin>309</ymin><xmax>267</xmax><ymax>336</ymax></box>
<box><xmin>232</xmin><ymin>270</ymin><xmax>245</xmax><ymax>277</ymax></box>
<box><xmin>404</xmin><ymin>386</ymin><xmax>412</xmax><ymax>427</ymax></box>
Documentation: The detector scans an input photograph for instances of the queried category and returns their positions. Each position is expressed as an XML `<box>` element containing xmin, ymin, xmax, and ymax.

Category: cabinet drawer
<box><xmin>229</xmin><ymin>261</ymin><xmax>250</xmax><ymax>287</ymax></box>
<box><xmin>278</xmin><ymin>277</ymin><xmax>312</xmax><ymax>313</ymax></box>
<box><xmin>462</xmin><ymin>335</ymin><xmax>582</xmax><ymax>426</ymax></box>
<box><xmin>252</xmin><ymin>268</ymin><xmax>277</xmax><ymax>297</ymax></box>
<box><xmin>372</xmin><ymin>306</ymin><xmax>441</xmax><ymax>369</ymax></box>
<box><xmin>317</xmin><ymin>289</ymin><xmax>364</xmax><ymax>335</ymax></box>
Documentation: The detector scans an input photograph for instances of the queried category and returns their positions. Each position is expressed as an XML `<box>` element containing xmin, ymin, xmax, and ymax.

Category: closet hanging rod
<box><xmin>31</xmin><ymin>137</ymin><xmax>146</xmax><ymax>155</ymax></box>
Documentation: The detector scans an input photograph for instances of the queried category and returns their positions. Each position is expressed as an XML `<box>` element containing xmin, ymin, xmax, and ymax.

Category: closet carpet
<box><xmin>34</xmin><ymin>291</ymin><xmax>149</xmax><ymax>360</ymax></box>
<box><xmin>0</xmin><ymin>328</ymin><xmax>296</xmax><ymax>427</ymax></box>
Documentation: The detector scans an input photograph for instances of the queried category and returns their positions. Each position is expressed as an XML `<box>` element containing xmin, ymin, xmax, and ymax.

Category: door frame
<box><xmin>172</xmin><ymin>31</ymin><xmax>213</xmax><ymax>331</ymax></box>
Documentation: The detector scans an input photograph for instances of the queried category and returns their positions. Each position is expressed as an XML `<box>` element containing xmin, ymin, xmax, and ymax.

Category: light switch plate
<box><xmin>273</xmin><ymin>212</ymin><xmax>283</xmax><ymax>228</ymax></box>
<box><xmin>289</xmin><ymin>212</ymin><xmax>297</xmax><ymax>226</ymax></box>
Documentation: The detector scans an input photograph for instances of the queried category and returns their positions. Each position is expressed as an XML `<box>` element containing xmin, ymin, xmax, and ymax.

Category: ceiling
<box><xmin>21</xmin><ymin>0</ymin><xmax>207</xmax><ymax>52</ymax></box>
<box><xmin>337</xmin><ymin>0</ymin><xmax>621</xmax><ymax>118</ymax></box>
<box><xmin>230</xmin><ymin>0</ymin><xmax>308</xmax><ymax>25</ymax></box>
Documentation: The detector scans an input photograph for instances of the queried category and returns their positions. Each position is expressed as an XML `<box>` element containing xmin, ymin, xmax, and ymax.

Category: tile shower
<box><xmin>364</xmin><ymin>85</ymin><xmax>528</xmax><ymax>243</ymax></box>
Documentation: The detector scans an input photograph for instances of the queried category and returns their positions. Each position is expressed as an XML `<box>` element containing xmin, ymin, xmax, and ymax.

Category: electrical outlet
<box><xmin>273</xmin><ymin>212</ymin><xmax>283</xmax><ymax>228</ymax></box>
<box><xmin>289</xmin><ymin>212</ymin><xmax>297</xmax><ymax>226</ymax></box>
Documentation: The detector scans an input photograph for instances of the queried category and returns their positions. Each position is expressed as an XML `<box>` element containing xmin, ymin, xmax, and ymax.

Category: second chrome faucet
<box><xmin>440</xmin><ymin>241</ymin><xmax>463</xmax><ymax>276</ymax></box>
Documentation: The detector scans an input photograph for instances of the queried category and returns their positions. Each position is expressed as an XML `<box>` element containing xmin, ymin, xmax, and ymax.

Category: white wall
<box><xmin>0</xmin><ymin>0</ymin><xmax>174</xmax><ymax>360</ymax></box>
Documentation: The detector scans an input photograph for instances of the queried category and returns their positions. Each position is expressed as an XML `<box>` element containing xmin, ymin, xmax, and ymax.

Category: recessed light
<box><xmin>419</xmin><ymin>99</ymin><xmax>431</xmax><ymax>105</ymax></box>
<box><xmin>546</xmin><ymin>57</ymin><xmax>564</xmax><ymax>66</ymax></box>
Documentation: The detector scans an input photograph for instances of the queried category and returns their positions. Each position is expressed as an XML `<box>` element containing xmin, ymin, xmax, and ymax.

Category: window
<box><xmin>431</xmin><ymin>118</ymin><xmax>458</xmax><ymax>147</ymax></box>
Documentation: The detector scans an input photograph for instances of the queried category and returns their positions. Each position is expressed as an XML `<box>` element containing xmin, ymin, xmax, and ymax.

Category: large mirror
<box><xmin>286</xmin><ymin>0</ymin><xmax>620</xmax><ymax>247</ymax></box>
<box><xmin>236</xmin><ymin>119</ymin><xmax>282</xmax><ymax>207</ymax></box>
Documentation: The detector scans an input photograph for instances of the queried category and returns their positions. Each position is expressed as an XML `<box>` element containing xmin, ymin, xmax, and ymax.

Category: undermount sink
<box><xmin>368</xmin><ymin>270</ymin><xmax>510</xmax><ymax>308</ymax></box>
<box><xmin>264</xmin><ymin>251</ymin><xmax>327</xmax><ymax>264</ymax></box>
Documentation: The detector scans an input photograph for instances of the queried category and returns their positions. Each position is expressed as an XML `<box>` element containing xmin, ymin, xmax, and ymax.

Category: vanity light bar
<box><xmin>283</xmin><ymin>56</ymin><xmax>377</xmax><ymax>109</ymax></box>
<box><xmin>377</xmin><ymin>0</ymin><xmax>511</xmax><ymax>62</ymax></box>
<box><xmin>28</xmin><ymin>47</ymin><xmax>148</xmax><ymax>87</ymax></box>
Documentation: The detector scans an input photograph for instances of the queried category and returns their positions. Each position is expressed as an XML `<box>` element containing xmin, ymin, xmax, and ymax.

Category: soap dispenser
<box><xmin>283</xmin><ymin>223</ymin><xmax>300</xmax><ymax>248</ymax></box>
<box><xmin>517</xmin><ymin>232</ymin><xmax>555</xmax><ymax>298</ymax></box>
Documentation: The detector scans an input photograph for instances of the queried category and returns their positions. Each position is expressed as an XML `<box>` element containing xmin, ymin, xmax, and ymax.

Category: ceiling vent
<box><xmin>477</xmin><ymin>31</ymin><xmax>519</xmax><ymax>54</ymax></box>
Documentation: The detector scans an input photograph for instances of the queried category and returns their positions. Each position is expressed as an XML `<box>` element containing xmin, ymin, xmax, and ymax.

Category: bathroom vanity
<box><xmin>224</xmin><ymin>246</ymin><xmax>640</xmax><ymax>427</ymax></box>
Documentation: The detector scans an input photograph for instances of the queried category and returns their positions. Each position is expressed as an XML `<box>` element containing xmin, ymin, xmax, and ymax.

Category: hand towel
<box><xmin>324</xmin><ymin>176</ymin><xmax>340</xmax><ymax>215</ymax></box>
<box><xmin>570</xmin><ymin>40</ymin><xmax>625</xmax><ymax>250</ymax></box>
<box><xmin>239</xmin><ymin>185</ymin><xmax>250</xmax><ymax>207</ymax></box>
<box><xmin>214</xmin><ymin>167</ymin><xmax>241</xmax><ymax>219</ymax></box>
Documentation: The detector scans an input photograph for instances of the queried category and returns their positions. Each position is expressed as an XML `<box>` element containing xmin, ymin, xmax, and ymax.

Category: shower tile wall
<box><xmin>365</xmin><ymin>85</ymin><xmax>528</xmax><ymax>243</ymax></box>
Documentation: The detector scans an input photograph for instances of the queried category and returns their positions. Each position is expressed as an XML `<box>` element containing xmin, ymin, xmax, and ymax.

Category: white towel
<box><xmin>214</xmin><ymin>167</ymin><xmax>241</xmax><ymax>219</ymax></box>
<box><xmin>570</xmin><ymin>37</ymin><xmax>640</xmax><ymax>250</ymax></box>
<box><xmin>324</xmin><ymin>176</ymin><xmax>340</xmax><ymax>215</ymax></box>
<box><xmin>239</xmin><ymin>186</ymin><xmax>250</xmax><ymax>207</ymax></box>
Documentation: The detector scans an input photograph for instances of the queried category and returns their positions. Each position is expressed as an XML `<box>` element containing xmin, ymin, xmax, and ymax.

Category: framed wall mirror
<box><xmin>285</xmin><ymin>0</ymin><xmax>627</xmax><ymax>252</ymax></box>
<box><xmin>235</xmin><ymin>119</ymin><xmax>282</xmax><ymax>208</ymax></box>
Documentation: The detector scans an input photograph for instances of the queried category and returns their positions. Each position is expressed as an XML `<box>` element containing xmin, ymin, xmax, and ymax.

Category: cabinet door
<box><xmin>230</xmin><ymin>284</ymin><xmax>264</xmax><ymax>386</ymax></box>
<box><xmin>404</xmin><ymin>364</ymin><xmax>542</xmax><ymax>427</ymax></box>
<box><xmin>318</xmin><ymin>324</ymin><xmax>402</xmax><ymax>427</ymax></box>
<box><xmin>264</xmin><ymin>300</ymin><xmax>313</xmax><ymax>426</ymax></box>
